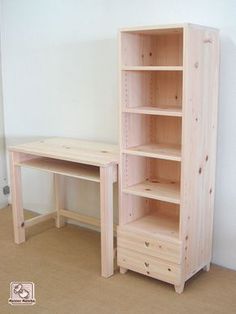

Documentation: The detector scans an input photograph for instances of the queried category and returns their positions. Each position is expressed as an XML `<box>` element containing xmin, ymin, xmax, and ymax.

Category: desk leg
<box><xmin>100</xmin><ymin>165</ymin><xmax>114</xmax><ymax>278</ymax></box>
<box><xmin>54</xmin><ymin>174</ymin><xmax>66</xmax><ymax>228</ymax></box>
<box><xmin>10</xmin><ymin>152</ymin><xmax>25</xmax><ymax>244</ymax></box>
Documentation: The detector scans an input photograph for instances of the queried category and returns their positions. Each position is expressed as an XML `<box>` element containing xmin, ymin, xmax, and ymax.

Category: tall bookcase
<box><xmin>117</xmin><ymin>24</ymin><xmax>219</xmax><ymax>293</ymax></box>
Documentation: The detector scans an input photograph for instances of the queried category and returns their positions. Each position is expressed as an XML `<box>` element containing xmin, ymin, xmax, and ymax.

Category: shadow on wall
<box><xmin>213</xmin><ymin>35</ymin><xmax>236</xmax><ymax>269</ymax></box>
<box><xmin>0</xmin><ymin>135</ymin><xmax>8</xmax><ymax>208</ymax></box>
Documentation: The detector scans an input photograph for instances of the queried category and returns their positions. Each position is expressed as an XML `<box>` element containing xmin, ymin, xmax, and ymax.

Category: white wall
<box><xmin>0</xmin><ymin>23</ymin><xmax>7</xmax><ymax>208</ymax></box>
<box><xmin>1</xmin><ymin>0</ymin><xmax>236</xmax><ymax>270</ymax></box>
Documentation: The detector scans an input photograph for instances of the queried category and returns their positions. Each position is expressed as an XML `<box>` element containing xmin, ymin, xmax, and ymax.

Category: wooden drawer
<box><xmin>118</xmin><ymin>247</ymin><xmax>181</xmax><ymax>285</ymax></box>
<box><xmin>117</xmin><ymin>227</ymin><xmax>181</xmax><ymax>264</ymax></box>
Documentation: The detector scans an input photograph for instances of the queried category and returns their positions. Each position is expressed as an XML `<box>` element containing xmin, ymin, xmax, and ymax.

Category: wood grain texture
<box><xmin>118</xmin><ymin>24</ymin><xmax>219</xmax><ymax>293</ymax></box>
<box><xmin>123</xmin><ymin>143</ymin><xmax>181</xmax><ymax>161</ymax></box>
<box><xmin>54</xmin><ymin>174</ymin><xmax>66</xmax><ymax>228</ymax></box>
<box><xmin>121</xmin><ymin>30</ymin><xmax>183</xmax><ymax>66</ymax></box>
<box><xmin>123</xmin><ymin>180</ymin><xmax>180</xmax><ymax>204</ymax></box>
<box><xmin>122</xmin><ymin>66</ymin><xmax>183</xmax><ymax>71</ymax></box>
<box><xmin>122</xmin><ymin>71</ymin><xmax>182</xmax><ymax>110</ymax></box>
<box><xmin>9</xmin><ymin>137</ymin><xmax>119</xmax><ymax>167</ymax></box>
<box><xmin>118</xmin><ymin>211</ymin><xmax>180</xmax><ymax>241</ymax></box>
<box><xmin>59</xmin><ymin>209</ymin><xmax>100</xmax><ymax>227</ymax></box>
<box><xmin>180</xmin><ymin>25</ymin><xmax>220</xmax><ymax>281</ymax></box>
<box><xmin>123</xmin><ymin>106</ymin><xmax>182</xmax><ymax>117</ymax></box>
<box><xmin>100</xmin><ymin>166</ymin><xmax>114</xmax><ymax>278</ymax></box>
<box><xmin>18</xmin><ymin>157</ymin><xmax>100</xmax><ymax>182</ymax></box>
<box><xmin>9</xmin><ymin>138</ymin><xmax>119</xmax><ymax>279</ymax></box>
<box><xmin>118</xmin><ymin>247</ymin><xmax>181</xmax><ymax>285</ymax></box>
<box><xmin>24</xmin><ymin>212</ymin><xmax>56</xmax><ymax>228</ymax></box>
<box><xmin>9</xmin><ymin>151</ymin><xmax>25</xmax><ymax>244</ymax></box>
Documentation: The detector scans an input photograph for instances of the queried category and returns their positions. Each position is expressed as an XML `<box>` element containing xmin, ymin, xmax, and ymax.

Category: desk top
<box><xmin>9</xmin><ymin>137</ymin><xmax>119</xmax><ymax>167</ymax></box>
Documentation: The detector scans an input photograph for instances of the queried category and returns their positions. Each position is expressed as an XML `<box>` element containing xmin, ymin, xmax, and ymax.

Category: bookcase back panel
<box><xmin>123</xmin><ymin>114</ymin><xmax>181</xmax><ymax>148</ymax></box>
<box><xmin>122</xmin><ymin>154</ymin><xmax>148</xmax><ymax>187</ymax></box>
<box><xmin>149</xmin><ymin>159</ymin><xmax>181</xmax><ymax>183</ymax></box>
<box><xmin>149</xmin><ymin>199</ymin><xmax>179</xmax><ymax>218</ymax></box>
<box><xmin>154</xmin><ymin>72</ymin><xmax>182</xmax><ymax>108</ymax></box>
<box><xmin>120</xmin><ymin>194</ymin><xmax>180</xmax><ymax>232</ymax></box>
<box><xmin>122</xmin><ymin>113</ymin><xmax>151</xmax><ymax>148</ymax></box>
<box><xmin>151</xmin><ymin>116</ymin><xmax>182</xmax><ymax>146</ymax></box>
<box><xmin>121</xmin><ymin>194</ymin><xmax>150</xmax><ymax>224</ymax></box>
<box><xmin>122</xmin><ymin>71</ymin><xmax>182</xmax><ymax>109</ymax></box>
<box><xmin>122</xmin><ymin>71</ymin><xmax>153</xmax><ymax>108</ymax></box>
<box><xmin>123</xmin><ymin>155</ymin><xmax>180</xmax><ymax>187</ymax></box>
<box><xmin>121</xmin><ymin>30</ymin><xmax>183</xmax><ymax>66</ymax></box>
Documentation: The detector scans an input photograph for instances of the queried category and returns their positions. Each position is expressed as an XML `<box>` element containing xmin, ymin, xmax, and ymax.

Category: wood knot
<box><xmin>21</xmin><ymin>222</ymin><xmax>25</xmax><ymax>228</ymax></box>
<box><xmin>150</xmin><ymin>179</ymin><xmax>160</xmax><ymax>183</ymax></box>
<box><xmin>203</xmin><ymin>38</ymin><xmax>212</xmax><ymax>44</ymax></box>
<box><xmin>199</xmin><ymin>167</ymin><xmax>202</xmax><ymax>174</ymax></box>
<box><xmin>194</xmin><ymin>62</ymin><xmax>199</xmax><ymax>69</ymax></box>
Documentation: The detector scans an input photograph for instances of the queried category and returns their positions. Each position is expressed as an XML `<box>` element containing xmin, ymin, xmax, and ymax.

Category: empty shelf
<box><xmin>123</xmin><ymin>180</ymin><xmax>180</xmax><ymax>204</ymax></box>
<box><xmin>123</xmin><ymin>106</ymin><xmax>182</xmax><ymax>117</ymax></box>
<box><xmin>123</xmin><ymin>143</ymin><xmax>181</xmax><ymax>161</ymax></box>
<box><xmin>17</xmin><ymin>157</ymin><xmax>100</xmax><ymax>182</ymax></box>
<box><xmin>125</xmin><ymin>212</ymin><xmax>179</xmax><ymax>240</ymax></box>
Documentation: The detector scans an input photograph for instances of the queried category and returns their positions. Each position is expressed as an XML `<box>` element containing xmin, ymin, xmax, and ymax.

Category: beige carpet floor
<box><xmin>0</xmin><ymin>205</ymin><xmax>236</xmax><ymax>314</ymax></box>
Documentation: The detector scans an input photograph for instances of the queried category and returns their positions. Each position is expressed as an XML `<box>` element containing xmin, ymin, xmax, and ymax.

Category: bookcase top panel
<box><xmin>120</xmin><ymin>23</ymin><xmax>218</xmax><ymax>34</ymax></box>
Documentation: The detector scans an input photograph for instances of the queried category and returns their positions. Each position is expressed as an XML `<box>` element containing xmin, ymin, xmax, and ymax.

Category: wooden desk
<box><xmin>9</xmin><ymin>137</ymin><xmax>119</xmax><ymax>278</ymax></box>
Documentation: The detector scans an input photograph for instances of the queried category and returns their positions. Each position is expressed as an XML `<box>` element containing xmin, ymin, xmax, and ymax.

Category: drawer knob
<box><xmin>144</xmin><ymin>241</ymin><xmax>150</xmax><ymax>247</ymax></box>
<box><xmin>144</xmin><ymin>262</ymin><xmax>149</xmax><ymax>267</ymax></box>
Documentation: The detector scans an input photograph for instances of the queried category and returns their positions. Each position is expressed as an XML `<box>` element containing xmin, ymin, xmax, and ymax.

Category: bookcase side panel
<box><xmin>180</xmin><ymin>26</ymin><xmax>219</xmax><ymax>280</ymax></box>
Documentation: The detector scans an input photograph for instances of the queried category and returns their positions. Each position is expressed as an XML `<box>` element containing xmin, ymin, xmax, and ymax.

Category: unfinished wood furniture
<box><xmin>9</xmin><ymin>137</ymin><xmax>119</xmax><ymax>278</ymax></box>
<box><xmin>117</xmin><ymin>24</ymin><xmax>219</xmax><ymax>293</ymax></box>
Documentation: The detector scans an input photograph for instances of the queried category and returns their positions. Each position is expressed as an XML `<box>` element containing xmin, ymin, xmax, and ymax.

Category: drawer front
<box><xmin>118</xmin><ymin>247</ymin><xmax>181</xmax><ymax>285</ymax></box>
<box><xmin>117</xmin><ymin>227</ymin><xmax>181</xmax><ymax>264</ymax></box>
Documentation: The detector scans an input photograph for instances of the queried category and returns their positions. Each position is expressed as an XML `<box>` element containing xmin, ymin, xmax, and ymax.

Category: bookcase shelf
<box><xmin>17</xmin><ymin>157</ymin><xmax>100</xmax><ymax>182</ymax></box>
<box><xmin>118</xmin><ymin>24</ymin><xmax>219</xmax><ymax>293</ymax></box>
<box><xmin>123</xmin><ymin>179</ymin><xmax>180</xmax><ymax>204</ymax></box>
<box><xmin>123</xmin><ymin>106</ymin><xmax>182</xmax><ymax>117</ymax></box>
<box><xmin>122</xmin><ymin>66</ymin><xmax>183</xmax><ymax>71</ymax></box>
<box><xmin>123</xmin><ymin>143</ymin><xmax>181</xmax><ymax>161</ymax></box>
<box><xmin>123</xmin><ymin>211</ymin><xmax>179</xmax><ymax>240</ymax></box>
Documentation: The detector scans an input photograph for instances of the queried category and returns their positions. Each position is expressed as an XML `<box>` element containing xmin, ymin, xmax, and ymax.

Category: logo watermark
<box><xmin>8</xmin><ymin>282</ymin><xmax>36</xmax><ymax>305</ymax></box>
